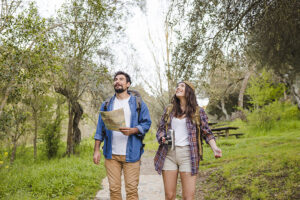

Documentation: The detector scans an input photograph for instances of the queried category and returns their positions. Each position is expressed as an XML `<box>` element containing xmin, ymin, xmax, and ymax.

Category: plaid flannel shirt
<box><xmin>154</xmin><ymin>107</ymin><xmax>215</xmax><ymax>175</ymax></box>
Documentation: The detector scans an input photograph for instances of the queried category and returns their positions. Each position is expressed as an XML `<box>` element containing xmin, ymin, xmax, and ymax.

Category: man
<box><xmin>93</xmin><ymin>71</ymin><xmax>152</xmax><ymax>200</ymax></box>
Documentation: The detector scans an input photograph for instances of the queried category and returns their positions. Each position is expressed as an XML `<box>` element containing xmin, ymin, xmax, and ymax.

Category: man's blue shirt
<box><xmin>94</xmin><ymin>94</ymin><xmax>152</xmax><ymax>162</ymax></box>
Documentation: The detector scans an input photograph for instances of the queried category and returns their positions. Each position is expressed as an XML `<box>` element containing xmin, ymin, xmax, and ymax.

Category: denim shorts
<box><xmin>162</xmin><ymin>145</ymin><xmax>191</xmax><ymax>172</ymax></box>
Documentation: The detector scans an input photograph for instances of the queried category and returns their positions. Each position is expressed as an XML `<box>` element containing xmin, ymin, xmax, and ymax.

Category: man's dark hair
<box><xmin>114</xmin><ymin>71</ymin><xmax>131</xmax><ymax>84</ymax></box>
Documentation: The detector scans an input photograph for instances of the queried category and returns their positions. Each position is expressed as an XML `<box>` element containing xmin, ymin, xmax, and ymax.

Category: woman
<box><xmin>154</xmin><ymin>81</ymin><xmax>222</xmax><ymax>200</ymax></box>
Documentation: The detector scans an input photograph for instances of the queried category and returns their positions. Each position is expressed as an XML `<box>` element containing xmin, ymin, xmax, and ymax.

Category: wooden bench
<box><xmin>211</xmin><ymin>127</ymin><xmax>239</xmax><ymax>137</ymax></box>
<box><xmin>230</xmin><ymin>133</ymin><xmax>244</xmax><ymax>138</ymax></box>
<box><xmin>213</xmin><ymin>132</ymin><xmax>224</xmax><ymax>137</ymax></box>
<box><xmin>214</xmin><ymin>133</ymin><xmax>244</xmax><ymax>138</ymax></box>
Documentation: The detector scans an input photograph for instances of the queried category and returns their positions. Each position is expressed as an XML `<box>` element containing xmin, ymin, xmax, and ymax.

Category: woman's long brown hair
<box><xmin>171</xmin><ymin>82</ymin><xmax>198</xmax><ymax>120</ymax></box>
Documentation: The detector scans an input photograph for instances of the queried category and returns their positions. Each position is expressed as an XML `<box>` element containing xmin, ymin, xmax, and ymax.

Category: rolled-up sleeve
<box><xmin>156</xmin><ymin>108</ymin><xmax>168</xmax><ymax>144</ymax></box>
<box><xmin>199</xmin><ymin>107</ymin><xmax>215</xmax><ymax>144</ymax></box>
<box><xmin>94</xmin><ymin>103</ymin><xmax>106</xmax><ymax>141</ymax></box>
<box><xmin>135</xmin><ymin>100</ymin><xmax>152</xmax><ymax>138</ymax></box>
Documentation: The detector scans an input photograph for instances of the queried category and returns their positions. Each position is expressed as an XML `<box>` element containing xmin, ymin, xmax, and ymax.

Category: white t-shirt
<box><xmin>171</xmin><ymin>117</ymin><xmax>189</xmax><ymax>146</ymax></box>
<box><xmin>111</xmin><ymin>96</ymin><xmax>131</xmax><ymax>155</ymax></box>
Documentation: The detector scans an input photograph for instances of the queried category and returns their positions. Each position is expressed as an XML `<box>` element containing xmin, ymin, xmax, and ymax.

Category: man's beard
<box><xmin>115</xmin><ymin>88</ymin><xmax>125</xmax><ymax>93</ymax></box>
<box><xmin>114</xmin><ymin>85</ymin><xmax>126</xmax><ymax>93</ymax></box>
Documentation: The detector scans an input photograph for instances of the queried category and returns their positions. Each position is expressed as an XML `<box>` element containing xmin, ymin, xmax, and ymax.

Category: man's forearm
<box><xmin>94</xmin><ymin>140</ymin><xmax>101</xmax><ymax>152</ymax></box>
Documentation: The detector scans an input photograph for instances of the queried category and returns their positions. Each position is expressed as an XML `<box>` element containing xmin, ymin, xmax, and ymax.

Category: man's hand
<box><xmin>93</xmin><ymin>140</ymin><xmax>101</xmax><ymax>165</ymax></box>
<box><xmin>119</xmin><ymin>127</ymin><xmax>139</xmax><ymax>136</ymax></box>
<box><xmin>93</xmin><ymin>150</ymin><xmax>101</xmax><ymax>165</ymax></box>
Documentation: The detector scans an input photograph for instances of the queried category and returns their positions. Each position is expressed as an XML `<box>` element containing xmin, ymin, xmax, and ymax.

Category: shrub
<box><xmin>246</xmin><ymin>70</ymin><xmax>285</xmax><ymax>108</ymax></box>
<box><xmin>245</xmin><ymin>101</ymin><xmax>300</xmax><ymax>130</ymax></box>
<box><xmin>41</xmin><ymin>117</ymin><xmax>61</xmax><ymax>159</ymax></box>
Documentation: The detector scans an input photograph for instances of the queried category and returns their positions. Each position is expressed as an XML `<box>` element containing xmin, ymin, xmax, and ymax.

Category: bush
<box><xmin>41</xmin><ymin>117</ymin><xmax>61</xmax><ymax>159</ymax></box>
<box><xmin>245</xmin><ymin>101</ymin><xmax>300</xmax><ymax>131</ymax></box>
<box><xmin>246</xmin><ymin>70</ymin><xmax>285</xmax><ymax>108</ymax></box>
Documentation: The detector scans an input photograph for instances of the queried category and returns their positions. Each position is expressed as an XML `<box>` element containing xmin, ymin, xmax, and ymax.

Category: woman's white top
<box><xmin>171</xmin><ymin>117</ymin><xmax>190</xmax><ymax>146</ymax></box>
<box><xmin>111</xmin><ymin>96</ymin><xmax>131</xmax><ymax>155</ymax></box>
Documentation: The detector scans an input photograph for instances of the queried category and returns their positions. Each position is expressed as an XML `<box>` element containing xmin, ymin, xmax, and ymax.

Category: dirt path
<box><xmin>95</xmin><ymin>151</ymin><xmax>216</xmax><ymax>200</ymax></box>
<box><xmin>95</xmin><ymin>151</ymin><xmax>165</xmax><ymax>200</ymax></box>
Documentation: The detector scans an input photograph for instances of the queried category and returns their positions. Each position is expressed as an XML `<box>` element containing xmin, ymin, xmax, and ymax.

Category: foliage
<box><xmin>203</xmin><ymin>52</ymin><xmax>248</xmax><ymax>120</ymax></box>
<box><xmin>168</xmin><ymin>0</ymin><xmax>298</xmax><ymax>74</ymax></box>
<box><xmin>41</xmin><ymin>117</ymin><xmax>62</xmax><ymax>159</ymax></box>
<box><xmin>247</xmin><ymin>0</ymin><xmax>299</xmax><ymax>76</ymax></box>
<box><xmin>246</xmin><ymin>70</ymin><xmax>285</xmax><ymax>108</ymax></box>
<box><xmin>0</xmin><ymin>2</ymin><xmax>58</xmax><ymax>114</ymax></box>
<box><xmin>143</xmin><ymin>128</ymin><xmax>159</xmax><ymax>151</ymax></box>
<box><xmin>245</xmin><ymin>101</ymin><xmax>294</xmax><ymax>131</ymax></box>
<box><xmin>0</xmin><ymin>152</ymin><xmax>9</xmax><ymax>170</ymax></box>
<box><xmin>240</xmin><ymin>70</ymin><xmax>289</xmax><ymax>130</ymax></box>
<box><xmin>167</xmin><ymin>0</ymin><xmax>299</xmax><ymax>111</ymax></box>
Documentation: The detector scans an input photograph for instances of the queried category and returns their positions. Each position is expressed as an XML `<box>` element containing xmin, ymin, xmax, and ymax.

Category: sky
<box><xmin>34</xmin><ymin>0</ymin><xmax>209</xmax><ymax>106</ymax></box>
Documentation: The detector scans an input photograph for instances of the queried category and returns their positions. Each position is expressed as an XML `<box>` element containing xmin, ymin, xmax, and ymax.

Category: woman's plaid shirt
<box><xmin>154</xmin><ymin>107</ymin><xmax>215</xmax><ymax>175</ymax></box>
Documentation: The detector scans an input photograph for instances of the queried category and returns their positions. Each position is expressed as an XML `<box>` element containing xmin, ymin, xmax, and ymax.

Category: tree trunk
<box><xmin>220</xmin><ymin>98</ymin><xmax>229</xmax><ymax>120</ymax></box>
<box><xmin>291</xmin><ymin>84</ymin><xmax>300</xmax><ymax>110</ymax></box>
<box><xmin>72</xmin><ymin>101</ymin><xmax>83</xmax><ymax>147</ymax></box>
<box><xmin>165</xmin><ymin>21</ymin><xmax>173</xmax><ymax>103</ymax></box>
<box><xmin>66</xmin><ymin>101</ymin><xmax>74</xmax><ymax>157</ymax></box>
<box><xmin>33</xmin><ymin>110</ymin><xmax>38</xmax><ymax>160</ymax></box>
<box><xmin>10</xmin><ymin>137</ymin><xmax>17</xmax><ymax>164</ymax></box>
<box><xmin>283</xmin><ymin>74</ymin><xmax>300</xmax><ymax>110</ymax></box>
<box><xmin>238</xmin><ymin>71</ymin><xmax>251</xmax><ymax>108</ymax></box>
<box><xmin>55</xmin><ymin>87</ymin><xmax>76</xmax><ymax>156</ymax></box>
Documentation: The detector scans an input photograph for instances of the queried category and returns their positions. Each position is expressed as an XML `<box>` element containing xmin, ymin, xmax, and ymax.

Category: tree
<box><xmin>0</xmin><ymin>3</ymin><xmax>57</xmax><ymax>118</ymax></box>
<box><xmin>0</xmin><ymin>3</ymin><xmax>59</xmax><ymax>160</ymax></box>
<box><xmin>203</xmin><ymin>53</ymin><xmax>245</xmax><ymax>120</ymax></box>
<box><xmin>167</xmin><ymin>0</ymin><xmax>299</xmax><ymax>109</ymax></box>
<box><xmin>54</xmin><ymin>0</ymin><xmax>114</xmax><ymax>156</ymax></box>
<box><xmin>0</xmin><ymin>0</ymin><xmax>22</xmax><ymax>33</ymax></box>
<box><xmin>246</xmin><ymin>70</ymin><xmax>285</xmax><ymax>109</ymax></box>
<box><xmin>246</xmin><ymin>0</ymin><xmax>300</xmax><ymax>108</ymax></box>
<box><xmin>0</xmin><ymin>85</ymin><xmax>31</xmax><ymax>164</ymax></box>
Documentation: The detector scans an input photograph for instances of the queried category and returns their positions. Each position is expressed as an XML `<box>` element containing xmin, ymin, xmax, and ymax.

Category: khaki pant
<box><xmin>105</xmin><ymin>155</ymin><xmax>140</xmax><ymax>200</ymax></box>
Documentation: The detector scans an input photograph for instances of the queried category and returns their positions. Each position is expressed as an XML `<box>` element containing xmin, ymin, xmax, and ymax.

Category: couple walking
<box><xmin>93</xmin><ymin>71</ymin><xmax>222</xmax><ymax>200</ymax></box>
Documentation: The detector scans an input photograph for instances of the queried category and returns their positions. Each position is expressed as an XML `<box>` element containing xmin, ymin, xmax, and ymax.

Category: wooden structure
<box><xmin>210</xmin><ymin>126</ymin><xmax>244</xmax><ymax>138</ymax></box>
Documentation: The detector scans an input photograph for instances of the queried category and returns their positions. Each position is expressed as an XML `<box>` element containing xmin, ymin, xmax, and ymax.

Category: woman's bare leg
<box><xmin>162</xmin><ymin>170</ymin><xmax>178</xmax><ymax>200</ymax></box>
<box><xmin>180</xmin><ymin>172</ymin><xmax>197</xmax><ymax>200</ymax></box>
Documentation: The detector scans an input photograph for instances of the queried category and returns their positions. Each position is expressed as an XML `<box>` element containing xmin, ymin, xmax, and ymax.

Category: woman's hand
<box><xmin>161</xmin><ymin>137</ymin><xmax>166</xmax><ymax>144</ymax></box>
<box><xmin>212</xmin><ymin>147</ymin><xmax>222</xmax><ymax>158</ymax></box>
<box><xmin>208</xmin><ymin>139</ymin><xmax>222</xmax><ymax>159</ymax></box>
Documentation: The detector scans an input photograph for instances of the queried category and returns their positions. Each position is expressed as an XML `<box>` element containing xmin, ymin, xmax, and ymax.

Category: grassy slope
<box><xmin>196</xmin><ymin>120</ymin><xmax>300</xmax><ymax>200</ymax></box>
<box><xmin>0</xmin><ymin>140</ymin><xmax>106</xmax><ymax>200</ymax></box>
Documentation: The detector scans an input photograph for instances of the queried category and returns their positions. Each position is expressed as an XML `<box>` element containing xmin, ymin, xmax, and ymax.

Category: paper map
<box><xmin>100</xmin><ymin>108</ymin><xmax>126</xmax><ymax>131</ymax></box>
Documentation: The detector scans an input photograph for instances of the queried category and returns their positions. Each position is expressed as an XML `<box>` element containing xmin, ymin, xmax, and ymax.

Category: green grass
<box><xmin>0</xmin><ymin>139</ymin><xmax>106</xmax><ymax>200</ymax></box>
<box><xmin>1</xmin><ymin>116</ymin><xmax>299</xmax><ymax>200</ymax></box>
<box><xmin>195</xmin><ymin>120</ymin><xmax>300</xmax><ymax>200</ymax></box>
<box><xmin>143</xmin><ymin>128</ymin><xmax>159</xmax><ymax>151</ymax></box>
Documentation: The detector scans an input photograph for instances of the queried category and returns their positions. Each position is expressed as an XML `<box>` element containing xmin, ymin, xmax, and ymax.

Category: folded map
<box><xmin>100</xmin><ymin>108</ymin><xmax>126</xmax><ymax>131</ymax></box>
